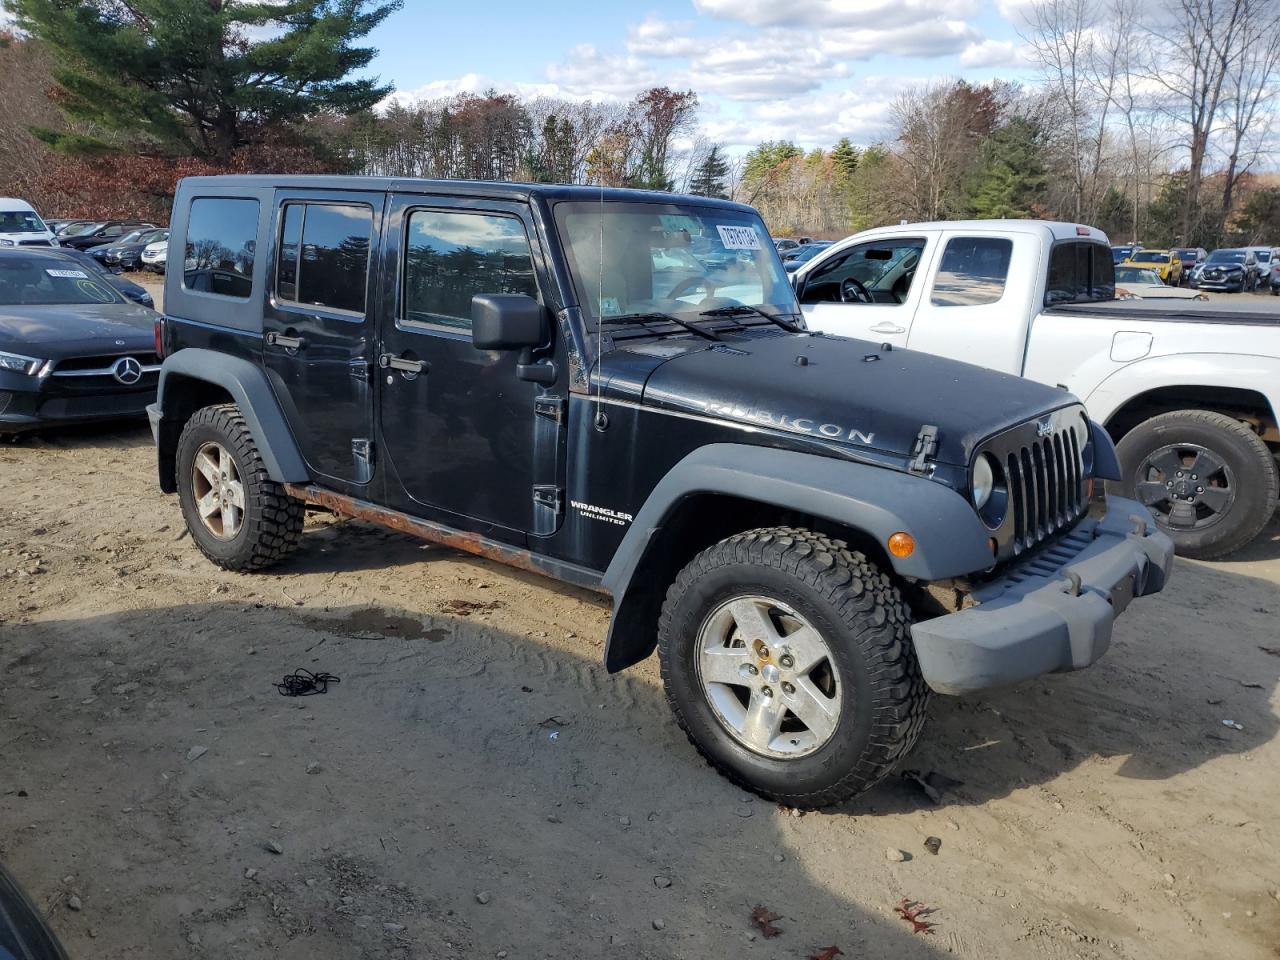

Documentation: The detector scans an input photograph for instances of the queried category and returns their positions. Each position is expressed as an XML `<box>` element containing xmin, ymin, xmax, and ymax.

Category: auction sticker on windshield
<box><xmin>46</xmin><ymin>269</ymin><xmax>89</xmax><ymax>279</ymax></box>
<box><xmin>716</xmin><ymin>225</ymin><xmax>761</xmax><ymax>250</ymax></box>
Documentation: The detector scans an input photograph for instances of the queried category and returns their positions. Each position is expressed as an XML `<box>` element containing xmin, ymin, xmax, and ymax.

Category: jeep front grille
<box><xmin>979</xmin><ymin>406</ymin><xmax>1090</xmax><ymax>560</ymax></box>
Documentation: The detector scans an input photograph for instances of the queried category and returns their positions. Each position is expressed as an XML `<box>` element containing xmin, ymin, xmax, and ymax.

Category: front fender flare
<box><xmin>600</xmin><ymin>443</ymin><xmax>994</xmax><ymax>672</ymax></box>
<box><xmin>154</xmin><ymin>348</ymin><xmax>308</xmax><ymax>489</ymax></box>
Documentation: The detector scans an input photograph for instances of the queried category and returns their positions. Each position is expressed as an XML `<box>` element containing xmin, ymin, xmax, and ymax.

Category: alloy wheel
<box><xmin>190</xmin><ymin>440</ymin><xmax>246</xmax><ymax>540</ymax></box>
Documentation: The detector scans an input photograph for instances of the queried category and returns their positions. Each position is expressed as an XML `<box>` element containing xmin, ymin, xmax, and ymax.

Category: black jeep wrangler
<box><xmin>149</xmin><ymin>176</ymin><xmax>1174</xmax><ymax>807</ymax></box>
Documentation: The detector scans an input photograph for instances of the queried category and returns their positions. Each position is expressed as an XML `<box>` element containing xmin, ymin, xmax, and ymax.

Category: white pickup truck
<box><xmin>792</xmin><ymin>220</ymin><xmax>1280</xmax><ymax>558</ymax></box>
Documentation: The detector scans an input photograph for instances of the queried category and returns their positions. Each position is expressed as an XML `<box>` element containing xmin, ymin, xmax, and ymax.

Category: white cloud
<box><xmin>694</xmin><ymin>0</ymin><xmax>982</xmax><ymax>28</ymax></box>
<box><xmin>959</xmin><ymin>38</ymin><xmax>1025</xmax><ymax>68</ymax></box>
<box><xmin>381</xmin><ymin>74</ymin><xmax>565</xmax><ymax>110</ymax></box>
<box><xmin>626</xmin><ymin>16</ymin><xmax>702</xmax><ymax>58</ymax></box>
<box><xmin>818</xmin><ymin>20</ymin><xmax>979</xmax><ymax>60</ymax></box>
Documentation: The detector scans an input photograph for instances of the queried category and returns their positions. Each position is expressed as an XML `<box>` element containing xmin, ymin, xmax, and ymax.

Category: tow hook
<box><xmin>1062</xmin><ymin>571</ymin><xmax>1082</xmax><ymax>596</ymax></box>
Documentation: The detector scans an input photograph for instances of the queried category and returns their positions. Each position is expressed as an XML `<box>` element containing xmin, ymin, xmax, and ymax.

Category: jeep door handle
<box><xmin>378</xmin><ymin>354</ymin><xmax>425</xmax><ymax>375</ymax></box>
<box><xmin>266</xmin><ymin>332</ymin><xmax>305</xmax><ymax>350</ymax></box>
<box><xmin>870</xmin><ymin>322</ymin><xmax>906</xmax><ymax>335</ymax></box>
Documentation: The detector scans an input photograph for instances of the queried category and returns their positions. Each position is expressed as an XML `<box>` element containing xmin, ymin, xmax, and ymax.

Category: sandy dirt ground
<box><xmin>1</xmin><ymin>274</ymin><xmax>1278</xmax><ymax>960</ymax></box>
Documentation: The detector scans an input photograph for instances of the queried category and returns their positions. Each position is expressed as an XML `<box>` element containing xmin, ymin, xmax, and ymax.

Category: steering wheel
<box><xmin>839</xmin><ymin>276</ymin><xmax>873</xmax><ymax>303</ymax></box>
<box><xmin>667</xmin><ymin>276</ymin><xmax>719</xmax><ymax>302</ymax></box>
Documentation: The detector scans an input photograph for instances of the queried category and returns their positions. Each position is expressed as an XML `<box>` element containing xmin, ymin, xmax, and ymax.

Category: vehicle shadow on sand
<box><xmin>3</xmin><ymin>602</ymin><xmax>945</xmax><ymax>960</ymax></box>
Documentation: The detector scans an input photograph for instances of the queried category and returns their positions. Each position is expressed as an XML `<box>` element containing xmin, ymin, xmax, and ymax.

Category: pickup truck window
<box><xmin>184</xmin><ymin>198</ymin><xmax>259</xmax><ymax>300</ymax></box>
<box><xmin>402</xmin><ymin>209</ymin><xmax>537</xmax><ymax>332</ymax></box>
<box><xmin>930</xmin><ymin>237</ymin><xmax>1012</xmax><ymax>306</ymax></box>
<box><xmin>275</xmin><ymin>202</ymin><xmax>372</xmax><ymax>314</ymax></box>
<box><xmin>1045</xmin><ymin>241</ymin><xmax>1114</xmax><ymax>305</ymax></box>
<box><xmin>800</xmin><ymin>238</ymin><xmax>925</xmax><ymax>305</ymax></box>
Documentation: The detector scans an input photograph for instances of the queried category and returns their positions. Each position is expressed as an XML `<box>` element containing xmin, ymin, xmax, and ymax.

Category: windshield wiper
<box><xmin>699</xmin><ymin>304</ymin><xmax>803</xmax><ymax>333</ymax></box>
<box><xmin>600</xmin><ymin>312</ymin><xmax>723</xmax><ymax>341</ymax></box>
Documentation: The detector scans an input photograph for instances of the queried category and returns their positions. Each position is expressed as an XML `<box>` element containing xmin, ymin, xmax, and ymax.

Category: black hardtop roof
<box><xmin>176</xmin><ymin>175</ymin><xmax>757</xmax><ymax>214</ymax></box>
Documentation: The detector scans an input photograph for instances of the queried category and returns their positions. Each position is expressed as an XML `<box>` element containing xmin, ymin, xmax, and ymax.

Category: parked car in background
<box><xmin>90</xmin><ymin>227</ymin><xmax>168</xmax><ymax>270</ymax></box>
<box><xmin>1121</xmin><ymin>248</ymin><xmax>1181</xmax><ymax>285</ymax></box>
<box><xmin>1171</xmin><ymin>246</ymin><xmax>1206</xmax><ymax>281</ymax></box>
<box><xmin>781</xmin><ymin>240</ymin><xmax>834</xmax><ymax>272</ymax></box>
<box><xmin>0</xmin><ymin>248</ymin><xmax>159</xmax><ymax>436</ymax></box>
<box><xmin>60</xmin><ymin>248</ymin><xmax>155</xmax><ymax>307</ymax></box>
<box><xmin>57</xmin><ymin>219</ymin><xmax>157</xmax><ymax>251</ymax></box>
<box><xmin>792</xmin><ymin>220</ymin><xmax>1280</xmax><ymax>558</ymax></box>
<box><xmin>773</xmin><ymin>237</ymin><xmax>800</xmax><ymax>252</ymax></box>
<box><xmin>1270</xmin><ymin>255</ymin><xmax>1280</xmax><ymax>295</ymax></box>
<box><xmin>1246</xmin><ymin>246</ymin><xmax>1277</xmax><ymax>289</ymax></box>
<box><xmin>141</xmin><ymin>236</ymin><xmax>168</xmax><ymax>272</ymax></box>
<box><xmin>45</xmin><ymin>218</ymin><xmax>84</xmax><ymax>235</ymax></box>
<box><xmin>0</xmin><ymin>199</ymin><xmax>59</xmax><ymax>248</ymax></box>
<box><xmin>0</xmin><ymin>862</ymin><xmax>68</xmax><ymax>959</ymax></box>
<box><xmin>1195</xmin><ymin>248</ymin><xmax>1258</xmax><ymax>292</ymax></box>
<box><xmin>1115</xmin><ymin>264</ymin><xmax>1206</xmax><ymax>300</ymax></box>
<box><xmin>1111</xmin><ymin>243</ymin><xmax>1142</xmax><ymax>263</ymax></box>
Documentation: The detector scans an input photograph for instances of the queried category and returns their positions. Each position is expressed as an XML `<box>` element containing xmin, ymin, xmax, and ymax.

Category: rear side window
<box><xmin>1046</xmin><ymin>242</ymin><xmax>1115</xmax><ymax>304</ymax></box>
<box><xmin>184</xmin><ymin>198</ymin><xmax>259</xmax><ymax>299</ymax></box>
<box><xmin>402</xmin><ymin>210</ymin><xmax>537</xmax><ymax>331</ymax></box>
<box><xmin>930</xmin><ymin>237</ymin><xmax>1012</xmax><ymax>306</ymax></box>
<box><xmin>275</xmin><ymin>202</ymin><xmax>373</xmax><ymax>314</ymax></box>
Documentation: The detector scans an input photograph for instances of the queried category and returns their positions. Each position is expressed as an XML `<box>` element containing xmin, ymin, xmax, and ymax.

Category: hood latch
<box><xmin>909</xmin><ymin>424</ymin><xmax>939</xmax><ymax>474</ymax></box>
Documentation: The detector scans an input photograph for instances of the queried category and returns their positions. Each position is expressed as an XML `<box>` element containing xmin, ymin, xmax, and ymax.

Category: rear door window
<box><xmin>275</xmin><ymin>202</ymin><xmax>373</xmax><ymax>314</ymax></box>
<box><xmin>184</xmin><ymin>198</ymin><xmax>260</xmax><ymax>299</ymax></box>
<box><xmin>930</xmin><ymin>237</ymin><xmax>1013</xmax><ymax>306</ymax></box>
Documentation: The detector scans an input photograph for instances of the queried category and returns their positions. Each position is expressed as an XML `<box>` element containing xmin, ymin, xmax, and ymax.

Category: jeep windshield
<box><xmin>553</xmin><ymin>201</ymin><xmax>797</xmax><ymax>330</ymax></box>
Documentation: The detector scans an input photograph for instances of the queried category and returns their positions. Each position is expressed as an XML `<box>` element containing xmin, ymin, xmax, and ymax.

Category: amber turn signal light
<box><xmin>887</xmin><ymin>532</ymin><xmax>915</xmax><ymax>558</ymax></box>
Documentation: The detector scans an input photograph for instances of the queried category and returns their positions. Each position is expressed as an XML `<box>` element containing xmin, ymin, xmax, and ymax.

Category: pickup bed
<box><xmin>793</xmin><ymin>219</ymin><xmax>1280</xmax><ymax>558</ymax></box>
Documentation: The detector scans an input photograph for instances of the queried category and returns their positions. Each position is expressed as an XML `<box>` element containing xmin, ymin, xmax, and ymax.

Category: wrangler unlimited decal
<box><xmin>570</xmin><ymin>500</ymin><xmax>634</xmax><ymax>526</ymax></box>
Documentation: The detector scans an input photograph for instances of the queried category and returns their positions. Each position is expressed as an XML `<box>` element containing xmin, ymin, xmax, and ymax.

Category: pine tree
<box><xmin>9</xmin><ymin>0</ymin><xmax>401</xmax><ymax>162</ymax></box>
<box><xmin>831</xmin><ymin>137</ymin><xmax>860</xmax><ymax>181</ymax></box>
<box><xmin>689</xmin><ymin>146</ymin><xmax>729</xmax><ymax>199</ymax></box>
<box><xmin>965</xmin><ymin>118</ymin><xmax>1048</xmax><ymax>220</ymax></box>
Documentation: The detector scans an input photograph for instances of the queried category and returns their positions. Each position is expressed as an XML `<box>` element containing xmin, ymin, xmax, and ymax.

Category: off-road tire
<box><xmin>176</xmin><ymin>403</ymin><xmax>304</xmax><ymax>571</ymax></box>
<box><xmin>658</xmin><ymin>527</ymin><xmax>929</xmax><ymax>807</ymax></box>
<box><xmin>1113</xmin><ymin>409</ymin><xmax>1278</xmax><ymax>559</ymax></box>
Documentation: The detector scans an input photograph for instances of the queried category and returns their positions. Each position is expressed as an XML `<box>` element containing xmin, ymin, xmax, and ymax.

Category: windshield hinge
<box><xmin>532</xmin><ymin>484</ymin><xmax>563</xmax><ymax>514</ymax></box>
<box><xmin>909</xmin><ymin>424</ymin><xmax>939</xmax><ymax>474</ymax></box>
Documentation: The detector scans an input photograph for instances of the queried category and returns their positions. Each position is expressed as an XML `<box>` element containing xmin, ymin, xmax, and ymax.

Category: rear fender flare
<box><xmin>154</xmin><ymin>348</ymin><xmax>307</xmax><ymax>489</ymax></box>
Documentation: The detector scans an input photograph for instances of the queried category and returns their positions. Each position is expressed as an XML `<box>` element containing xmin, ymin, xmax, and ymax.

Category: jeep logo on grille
<box><xmin>1035</xmin><ymin>418</ymin><xmax>1053</xmax><ymax>438</ymax></box>
<box><xmin>111</xmin><ymin>356</ymin><xmax>143</xmax><ymax>385</ymax></box>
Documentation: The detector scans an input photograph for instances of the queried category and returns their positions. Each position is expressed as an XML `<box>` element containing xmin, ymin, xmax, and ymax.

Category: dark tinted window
<box><xmin>1046</xmin><ymin>242</ymin><xmax>1114</xmax><ymax>304</ymax></box>
<box><xmin>931</xmin><ymin>237</ymin><xmax>1012</xmax><ymax>306</ymax></box>
<box><xmin>185</xmin><ymin>198</ymin><xmax>259</xmax><ymax>299</ymax></box>
<box><xmin>276</xmin><ymin>202</ymin><xmax>372</xmax><ymax>313</ymax></box>
<box><xmin>403</xmin><ymin>210</ymin><xmax>537</xmax><ymax>331</ymax></box>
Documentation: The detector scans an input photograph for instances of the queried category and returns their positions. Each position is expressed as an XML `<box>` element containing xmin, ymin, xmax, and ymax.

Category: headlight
<box><xmin>971</xmin><ymin>453</ymin><xmax>996</xmax><ymax>510</ymax></box>
<box><xmin>0</xmin><ymin>239</ymin><xmax>14</xmax><ymax>247</ymax></box>
<box><xmin>0</xmin><ymin>351</ymin><xmax>43</xmax><ymax>375</ymax></box>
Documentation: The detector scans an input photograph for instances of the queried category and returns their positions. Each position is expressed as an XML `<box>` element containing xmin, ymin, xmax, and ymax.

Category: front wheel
<box><xmin>658</xmin><ymin>528</ymin><xmax>929</xmax><ymax>807</ymax></box>
<box><xmin>1114</xmin><ymin>410</ymin><xmax>1279</xmax><ymax>559</ymax></box>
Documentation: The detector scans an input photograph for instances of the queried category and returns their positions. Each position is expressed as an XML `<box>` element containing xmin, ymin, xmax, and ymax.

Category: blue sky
<box><xmin>368</xmin><ymin>0</ymin><xmax>1039</xmax><ymax>150</ymax></box>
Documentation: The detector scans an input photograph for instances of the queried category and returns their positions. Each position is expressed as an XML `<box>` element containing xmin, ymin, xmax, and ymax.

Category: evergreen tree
<box><xmin>9</xmin><ymin>0</ymin><xmax>401</xmax><ymax>161</ymax></box>
<box><xmin>689</xmin><ymin>145</ymin><xmax>729</xmax><ymax>199</ymax></box>
<box><xmin>831</xmin><ymin>137</ymin><xmax>860</xmax><ymax>181</ymax></box>
<box><xmin>965</xmin><ymin>118</ymin><xmax>1047</xmax><ymax>220</ymax></box>
<box><xmin>742</xmin><ymin>141</ymin><xmax>803</xmax><ymax>187</ymax></box>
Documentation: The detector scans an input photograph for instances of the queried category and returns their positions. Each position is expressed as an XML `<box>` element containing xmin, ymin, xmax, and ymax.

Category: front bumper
<box><xmin>0</xmin><ymin>378</ymin><xmax>155</xmax><ymax>434</ymax></box>
<box><xmin>911</xmin><ymin>497</ymin><xmax>1174</xmax><ymax>695</ymax></box>
<box><xmin>1197</xmin><ymin>274</ymin><xmax>1244</xmax><ymax>291</ymax></box>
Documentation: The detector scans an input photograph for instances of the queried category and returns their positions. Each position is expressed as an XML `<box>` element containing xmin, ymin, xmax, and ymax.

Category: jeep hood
<box><xmin>632</xmin><ymin>331</ymin><xmax>1075</xmax><ymax>467</ymax></box>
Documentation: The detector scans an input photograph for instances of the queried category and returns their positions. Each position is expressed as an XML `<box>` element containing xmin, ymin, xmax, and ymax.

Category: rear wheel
<box><xmin>1114</xmin><ymin>410</ymin><xmax>1278</xmax><ymax>559</ymax></box>
<box><xmin>658</xmin><ymin>527</ymin><xmax>929</xmax><ymax>807</ymax></box>
<box><xmin>176</xmin><ymin>403</ymin><xmax>304</xmax><ymax>571</ymax></box>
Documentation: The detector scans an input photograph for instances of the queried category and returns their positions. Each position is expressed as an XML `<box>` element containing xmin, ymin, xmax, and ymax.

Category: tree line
<box><xmin>1</xmin><ymin>0</ymin><xmax>1276</xmax><ymax>247</ymax></box>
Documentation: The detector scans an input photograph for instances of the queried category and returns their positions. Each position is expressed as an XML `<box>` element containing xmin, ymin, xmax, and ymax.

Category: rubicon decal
<box><xmin>570</xmin><ymin>500</ymin><xmax>634</xmax><ymax>526</ymax></box>
<box><xmin>703</xmin><ymin>402</ymin><xmax>875</xmax><ymax>446</ymax></box>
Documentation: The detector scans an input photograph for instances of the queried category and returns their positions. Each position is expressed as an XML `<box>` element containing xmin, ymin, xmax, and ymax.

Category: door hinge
<box><xmin>534</xmin><ymin>395</ymin><xmax>565</xmax><ymax>425</ymax></box>
<box><xmin>352</xmin><ymin>438</ymin><xmax>373</xmax><ymax>465</ymax></box>
<box><xmin>909</xmin><ymin>424</ymin><xmax>938</xmax><ymax>474</ymax></box>
<box><xmin>532</xmin><ymin>484</ymin><xmax>563</xmax><ymax>514</ymax></box>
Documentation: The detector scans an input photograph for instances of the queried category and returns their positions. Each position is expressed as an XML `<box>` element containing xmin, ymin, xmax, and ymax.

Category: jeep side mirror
<box><xmin>471</xmin><ymin>293</ymin><xmax>556</xmax><ymax>385</ymax></box>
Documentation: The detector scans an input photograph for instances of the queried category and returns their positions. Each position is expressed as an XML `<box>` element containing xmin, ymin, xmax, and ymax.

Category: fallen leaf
<box><xmin>811</xmin><ymin>947</ymin><xmax>844</xmax><ymax>960</ymax></box>
<box><xmin>1258</xmin><ymin>646</ymin><xmax>1280</xmax><ymax>657</ymax></box>
<box><xmin>750</xmin><ymin>905</ymin><xmax>783</xmax><ymax>938</ymax></box>
<box><xmin>894</xmin><ymin>898</ymin><xmax>937</xmax><ymax>935</ymax></box>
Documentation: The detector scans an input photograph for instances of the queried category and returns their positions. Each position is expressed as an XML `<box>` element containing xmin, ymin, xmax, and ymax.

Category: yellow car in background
<box><xmin>1122</xmin><ymin>249</ymin><xmax>1182</xmax><ymax>284</ymax></box>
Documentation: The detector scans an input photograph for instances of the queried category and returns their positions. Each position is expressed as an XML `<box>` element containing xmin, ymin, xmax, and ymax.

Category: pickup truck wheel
<box><xmin>176</xmin><ymin>403</ymin><xmax>304</xmax><ymax>571</ymax></box>
<box><xmin>658</xmin><ymin>527</ymin><xmax>928</xmax><ymax>807</ymax></box>
<box><xmin>1115</xmin><ymin>410</ymin><xmax>1279</xmax><ymax>559</ymax></box>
